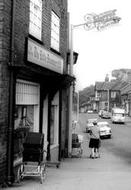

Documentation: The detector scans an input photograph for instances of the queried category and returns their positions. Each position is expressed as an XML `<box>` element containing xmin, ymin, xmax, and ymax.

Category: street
<box><xmin>3</xmin><ymin>113</ymin><xmax>131</xmax><ymax>190</ymax></box>
<box><xmin>80</xmin><ymin>112</ymin><xmax>131</xmax><ymax>166</ymax></box>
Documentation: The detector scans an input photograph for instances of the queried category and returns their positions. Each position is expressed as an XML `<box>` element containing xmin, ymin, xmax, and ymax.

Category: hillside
<box><xmin>79</xmin><ymin>85</ymin><xmax>95</xmax><ymax>105</ymax></box>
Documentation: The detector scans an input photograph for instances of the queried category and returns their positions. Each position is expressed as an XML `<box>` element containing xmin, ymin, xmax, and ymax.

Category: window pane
<box><xmin>29</xmin><ymin>0</ymin><xmax>42</xmax><ymax>40</ymax></box>
<box><xmin>51</xmin><ymin>11</ymin><xmax>60</xmax><ymax>51</ymax></box>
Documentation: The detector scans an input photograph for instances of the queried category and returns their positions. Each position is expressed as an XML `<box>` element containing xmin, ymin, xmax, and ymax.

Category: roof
<box><xmin>120</xmin><ymin>82</ymin><xmax>131</xmax><ymax>95</ymax></box>
<box><xmin>95</xmin><ymin>82</ymin><xmax>111</xmax><ymax>90</ymax></box>
<box><xmin>95</xmin><ymin>80</ymin><xmax>127</xmax><ymax>91</ymax></box>
<box><xmin>111</xmin><ymin>80</ymin><xmax>127</xmax><ymax>90</ymax></box>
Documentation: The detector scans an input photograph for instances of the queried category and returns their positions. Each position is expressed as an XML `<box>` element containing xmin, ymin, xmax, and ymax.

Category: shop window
<box><xmin>51</xmin><ymin>11</ymin><xmax>60</xmax><ymax>52</ymax></box>
<box><xmin>15</xmin><ymin>80</ymin><xmax>40</xmax><ymax>132</ymax></box>
<box><xmin>29</xmin><ymin>0</ymin><xmax>42</xmax><ymax>40</ymax></box>
<box><xmin>14</xmin><ymin>105</ymin><xmax>34</xmax><ymax>131</ymax></box>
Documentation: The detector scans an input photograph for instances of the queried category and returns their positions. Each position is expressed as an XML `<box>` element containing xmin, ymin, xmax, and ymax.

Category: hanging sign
<box><xmin>84</xmin><ymin>9</ymin><xmax>121</xmax><ymax>31</ymax></box>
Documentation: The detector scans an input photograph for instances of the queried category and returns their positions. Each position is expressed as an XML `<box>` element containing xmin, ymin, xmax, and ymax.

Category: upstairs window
<box><xmin>51</xmin><ymin>11</ymin><xmax>60</xmax><ymax>52</ymax></box>
<box><xmin>29</xmin><ymin>0</ymin><xmax>42</xmax><ymax>40</ymax></box>
<box><xmin>111</xmin><ymin>91</ymin><xmax>116</xmax><ymax>98</ymax></box>
<box><xmin>97</xmin><ymin>92</ymin><xmax>101</xmax><ymax>97</ymax></box>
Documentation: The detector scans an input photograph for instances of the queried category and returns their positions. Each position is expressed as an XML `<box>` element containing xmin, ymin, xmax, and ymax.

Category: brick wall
<box><xmin>14</xmin><ymin>0</ymin><xmax>29</xmax><ymax>66</ymax></box>
<box><xmin>0</xmin><ymin>0</ymin><xmax>11</xmax><ymax>185</ymax></box>
<box><xmin>13</xmin><ymin>0</ymin><xmax>68</xmax><ymax>71</ymax></box>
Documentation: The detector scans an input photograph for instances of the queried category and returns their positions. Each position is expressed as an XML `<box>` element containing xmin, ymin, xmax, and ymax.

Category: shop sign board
<box><xmin>27</xmin><ymin>39</ymin><xmax>63</xmax><ymax>74</ymax></box>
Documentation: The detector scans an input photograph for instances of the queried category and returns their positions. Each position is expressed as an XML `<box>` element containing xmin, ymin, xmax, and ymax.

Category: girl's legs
<box><xmin>94</xmin><ymin>147</ymin><xmax>100</xmax><ymax>158</ymax></box>
<box><xmin>97</xmin><ymin>148</ymin><xmax>100</xmax><ymax>158</ymax></box>
<box><xmin>94</xmin><ymin>148</ymin><xmax>99</xmax><ymax>158</ymax></box>
<box><xmin>90</xmin><ymin>148</ymin><xmax>95</xmax><ymax>158</ymax></box>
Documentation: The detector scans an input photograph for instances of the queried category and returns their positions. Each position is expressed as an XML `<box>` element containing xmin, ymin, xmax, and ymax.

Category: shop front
<box><xmin>11</xmin><ymin>37</ymin><xmax>67</xmax><ymax>181</ymax></box>
<box><xmin>13</xmin><ymin>79</ymin><xmax>40</xmax><ymax>180</ymax></box>
<box><xmin>26</xmin><ymin>38</ymin><xmax>64</xmax><ymax>163</ymax></box>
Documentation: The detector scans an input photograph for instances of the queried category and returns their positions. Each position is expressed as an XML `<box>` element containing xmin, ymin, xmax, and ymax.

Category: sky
<box><xmin>68</xmin><ymin>0</ymin><xmax>131</xmax><ymax>91</ymax></box>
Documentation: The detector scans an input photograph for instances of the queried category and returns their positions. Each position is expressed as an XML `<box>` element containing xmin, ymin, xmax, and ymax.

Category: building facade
<box><xmin>0</xmin><ymin>0</ymin><xmax>72</xmax><ymax>185</ymax></box>
<box><xmin>95</xmin><ymin>81</ymin><xmax>122</xmax><ymax>112</ymax></box>
<box><xmin>121</xmin><ymin>83</ymin><xmax>131</xmax><ymax>115</ymax></box>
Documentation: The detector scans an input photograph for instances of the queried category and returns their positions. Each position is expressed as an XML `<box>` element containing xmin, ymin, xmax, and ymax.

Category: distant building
<box><xmin>120</xmin><ymin>82</ymin><xmax>131</xmax><ymax>116</ymax></box>
<box><xmin>95</xmin><ymin>80</ymin><xmax>123</xmax><ymax>111</ymax></box>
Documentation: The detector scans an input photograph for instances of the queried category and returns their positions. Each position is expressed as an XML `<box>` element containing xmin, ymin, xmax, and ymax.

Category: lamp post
<box><xmin>68</xmin><ymin>24</ymin><xmax>74</xmax><ymax>156</ymax></box>
<box><xmin>107</xmin><ymin>89</ymin><xmax>110</xmax><ymax>111</ymax></box>
<box><xmin>77</xmin><ymin>91</ymin><xmax>79</xmax><ymax>122</ymax></box>
<box><xmin>68</xmin><ymin>9</ymin><xmax>121</xmax><ymax>157</ymax></box>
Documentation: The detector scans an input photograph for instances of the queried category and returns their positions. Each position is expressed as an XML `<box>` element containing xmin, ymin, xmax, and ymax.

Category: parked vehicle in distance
<box><xmin>97</xmin><ymin>121</ymin><xmax>112</xmax><ymax>139</ymax></box>
<box><xmin>101</xmin><ymin>110</ymin><xmax>111</xmax><ymax>119</ymax></box>
<box><xmin>87</xmin><ymin>110</ymin><xmax>93</xmax><ymax>114</ymax></box>
<box><xmin>85</xmin><ymin>118</ymin><xmax>97</xmax><ymax>133</ymax></box>
<box><xmin>111</xmin><ymin>107</ymin><xmax>125</xmax><ymax>124</ymax></box>
<box><xmin>98</xmin><ymin>110</ymin><xmax>104</xmax><ymax>117</ymax></box>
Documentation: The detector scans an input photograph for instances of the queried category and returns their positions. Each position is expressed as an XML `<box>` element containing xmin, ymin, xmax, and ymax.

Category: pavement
<box><xmin>3</xmin><ymin>134</ymin><xmax>131</xmax><ymax>190</ymax></box>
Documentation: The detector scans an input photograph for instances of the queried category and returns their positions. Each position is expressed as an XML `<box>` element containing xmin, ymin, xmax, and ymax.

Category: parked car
<box><xmin>101</xmin><ymin>110</ymin><xmax>111</xmax><ymax>119</ymax></box>
<box><xmin>85</xmin><ymin>118</ymin><xmax>97</xmax><ymax>133</ymax></box>
<box><xmin>97</xmin><ymin>121</ymin><xmax>112</xmax><ymax>139</ymax></box>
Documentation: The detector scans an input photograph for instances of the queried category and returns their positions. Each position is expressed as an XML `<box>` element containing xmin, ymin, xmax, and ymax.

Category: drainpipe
<box><xmin>58</xmin><ymin>90</ymin><xmax>62</xmax><ymax>161</ymax></box>
<box><xmin>39</xmin><ymin>86</ymin><xmax>43</xmax><ymax>133</ymax></box>
<box><xmin>7</xmin><ymin>0</ymin><xmax>16</xmax><ymax>184</ymax></box>
<box><xmin>47</xmin><ymin>95</ymin><xmax>51</xmax><ymax>161</ymax></box>
<box><xmin>107</xmin><ymin>89</ymin><xmax>110</xmax><ymax>111</ymax></box>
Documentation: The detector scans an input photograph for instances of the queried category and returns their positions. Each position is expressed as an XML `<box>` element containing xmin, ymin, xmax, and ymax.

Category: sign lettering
<box><xmin>27</xmin><ymin>39</ymin><xmax>63</xmax><ymax>74</ymax></box>
<box><xmin>84</xmin><ymin>10</ymin><xmax>121</xmax><ymax>31</ymax></box>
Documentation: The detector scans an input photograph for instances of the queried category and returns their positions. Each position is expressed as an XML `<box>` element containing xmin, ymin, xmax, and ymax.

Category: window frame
<box><xmin>29</xmin><ymin>0</ymin><xmax>42</xmax><ymax>41</ymax></box>
<box><xmin>51</xmin><ymin>11</ymin><xmax>60</xmax><ymax>52</ymax></box>
<box><xmin>111</xmin><ymin>91</ymin><xmax>116</xmax><ymax>98</ymax></box>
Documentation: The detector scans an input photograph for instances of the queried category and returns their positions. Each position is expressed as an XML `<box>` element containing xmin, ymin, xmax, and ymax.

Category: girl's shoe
<box><xmin>90</xmin><ymin>154</ymin><xmax>94</xmax><ymax>159</ymax></box>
